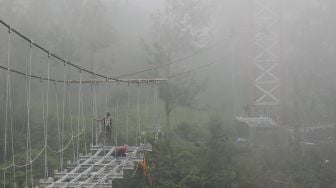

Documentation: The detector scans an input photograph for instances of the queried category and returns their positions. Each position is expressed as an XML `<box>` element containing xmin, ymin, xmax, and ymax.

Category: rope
<box><xmin>168</xmin><ymin>61</ymin><xmax>216</xmax><ymax>79</ymax></box>
<box><xmin>126</xmin><ymin>85</ymin><xmax>130</xmax><ymax>144</ymax></box>
<box><xmin>2</xmin><ymin>151</ymin><xmax>45</xmax><ymax>173</ymax></box>
<box><xmin>0</xmin><ymin>147</ymin><xmax>47</xmax><ymax>170</ymax></box>
<box><xmin>44</xmin><ymin>53</ymin><xmax>51</xmax><ymax>179</ymax></box>
<box><xmin>131</xmin><ymin>162</ymin><xmax>140</xmax><ymax>177</ymax></box>
<box><xmin>168</xmin><ymin>56</ymin><xmax>230</xmax><ymax>79</ymax></box>
<box><xmin>8</xmin><ymin>51</ymin><xmax>16</xmax><ymax>188</ymax></box>
<box><xmin>61</xmin><ymin>64</ymin><xmax>67</xmax><ymax>170</ymax></box>
<box><xmin>0</xmin><ymin>19</ymin><xmax>121</xmax><ymax>82</ymax></box>
<box><xmin>41</xmin><ymin>81</ymin><xmax>46</xmax><ymax>177</ymax></box>
<box><xmin>154</xmin><ymin>83</ymin><xmax>161</xmax><ymax>143</ymax></box>
<box><xmin>112</xmin><ymin>47</ymin><xmax>212</xmax><ymax>79</ymax></box>
<box><xmin>91</xmin><ymin>84</ymin><xmax>94</xmax><ymax>145</ymax></box>
<box><xmin>48</xmin><ymin>136</ymin><xmax>73</xmax><ymax>153</ymax></box>
<box><xmin>46</xmin><ymin>77</ymin><xmax>87</xmax><ymax>155</ymax></box>
<box><xmin>115</xmin><ymin>100</ymin><xmax>119</xmax><ymax>147</ymax></box>
<box><xmin>25</xmin><ymin>40</ymin><xmax>34</xmax><ymax>187</ymax></box>
<box><xmin>104</xmin><ymin>79</ymin><xmax>108</xmax><ymax>147</ymax></box>
<box><xmin>68</xmin><ymin>73</ymin><xmax>76</xmax><ymax>161</ymax></box>
<box><xmin>0</xmin><ymin>79</ymin><xmax>49</xmax><ymax>171</ymax></box>
<box><xmin>91</xmin><ymin>76</ymin><xmax>96</xmax><ymax>145</ymax></box>
<box><xmin>3</xmin><ymin>26</ymin><xmax>11</xmax><ymax>188</ymax></box>
<box><xmin>43</xmin><ymin>63</ymin><xmax>86</xmax><ymax>163</ymax></box>
<box><xmin>55</xmin><ymin>83</ymin><xmax>62</xmax><ymax>169</ymax></box>
<box><xmin>93</xmin><ymin>84</ymin><xmax>98</xmax><ymax>145</ymax></box>
<box><xmin>145</xmin><ymin>84</ymin><xmax>149</xmax><ymax>123</ymax></box>
<box><xmin>0</xmin><ymin>19</ymin><xmax>166</xmax><ymax>84</ymax></box>
<box><xmin>0</xmin><ymin>64</ymin><xmax>165</xmax><ymax>84</ymax></box>
<box><xmin>136</xmin><ymin>84</ymin><xmax>141</xmax><ymax>146</ymax></box>
<box><xmin>153</xmin><ymin>83</ymin><xmax>157</xmax><ymax>130</ymax></box>
<box><xmin>97</xmin><ymin>84</ymin><xmax>102</xmax><ymax>145</ymax></box>
<box><xmin>80</xmin><ymin>80</ymin><xmax>87</xmax><ymax>154</ymax></box>
<box><xmin>76</xmin><ymin>69</ymin><xmax>82</xmax><ymax>160</ymax></box>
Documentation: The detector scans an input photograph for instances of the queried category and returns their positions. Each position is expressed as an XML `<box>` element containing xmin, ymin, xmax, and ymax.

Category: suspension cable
<box><xmin>0</xmin><ymin>19</ymin><xmax>120</xmax><ymax>82</ymax></box>
<box><xmin>112</xmin><ymin>47</ymin><xmax>212</xmax><ymax>79</ymax></box>
<box><xmin>0</xmin><ymin>63</ymin><xmax>166</xmax><ymax>84</ymax></box>
<box><xmin>0</xmin><ymin>19</ymin><xmax>169</xmax><ymax>84</ymax></box>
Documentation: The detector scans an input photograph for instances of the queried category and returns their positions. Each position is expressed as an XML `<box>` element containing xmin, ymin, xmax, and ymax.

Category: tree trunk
<box><xmin>165</xmin><ymin>98</ymin><xmax>171</xmax><ymax>133</ymax></box>
<box><xmin>165</xmin><ymin>62</ymin><xmax>171</xmax><ymax>135</ymax></box>
<box><xmin>165</xmin><ymin>80</ymin><xmax>171</xmax><ymax>137</ymax></box>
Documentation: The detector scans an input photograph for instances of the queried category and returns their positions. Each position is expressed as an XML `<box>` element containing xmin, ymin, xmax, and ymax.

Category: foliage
<box><xmin>1</xmin><ymin>1</ymin><xmax>336</xmax><ymax>188</ymax></box>
<box><xmin>145</xmin><ymin>0</ymin><xmax>214</xmax><ymax>132</ymax></box>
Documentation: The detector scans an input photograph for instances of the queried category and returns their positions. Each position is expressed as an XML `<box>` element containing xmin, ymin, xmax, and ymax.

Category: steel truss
<box><xmin>253</xmin><ymin>0</ymin><xmax>281</xmax><ymax>107</ymax></box>
<box><xmin>40</xmin><ymin>144</ymin><xmax>152</xmax><ymax>188</ymax></box>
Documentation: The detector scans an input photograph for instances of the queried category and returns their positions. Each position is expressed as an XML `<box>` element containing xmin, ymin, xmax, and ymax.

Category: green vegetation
<box><xmin>1</xmin><ymin>0</ymin><xmax>336</xmax><ymax>188</ymax></box>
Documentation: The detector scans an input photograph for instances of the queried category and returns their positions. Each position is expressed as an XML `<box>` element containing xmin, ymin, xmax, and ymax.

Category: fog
<box><xmin>1</xmin><ymin>0</ymin><xmax>336</xmax><ymax>187</ymax></box>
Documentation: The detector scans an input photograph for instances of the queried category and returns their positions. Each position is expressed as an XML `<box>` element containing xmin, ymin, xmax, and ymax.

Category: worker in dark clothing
<box><xmin>95</xmin><ymin>112</ymin><xmax>113</xmax><ymax>145</ymax></box>
<box><xmin>112</xmin><ymin>144</ymin><xmax>128</xmax><ymax>157</ymax></box>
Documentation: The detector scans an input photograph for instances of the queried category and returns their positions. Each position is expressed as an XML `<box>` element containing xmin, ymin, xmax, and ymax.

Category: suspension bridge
<box><xmin>0</xmin><ymin>19</ymin><xmax>166</xmax><ymax>188</ymax></box>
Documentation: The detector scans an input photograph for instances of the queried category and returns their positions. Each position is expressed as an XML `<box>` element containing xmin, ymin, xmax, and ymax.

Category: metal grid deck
<box><xmin>236</xmin><ymin>116</ymin><xmax>279</xmax><ymax>128</ymax></box>
<box><xmin>40</xmin><ymin>144</ymin><xmax>152</xmax><ymax>188</ymax></box>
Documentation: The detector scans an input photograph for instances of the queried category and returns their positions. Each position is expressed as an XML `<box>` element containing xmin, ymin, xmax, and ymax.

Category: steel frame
<box><xmin>236</xmin><ymin>116</ymin><xmax>279</xmax><ymax>128</ymax></box>
<box><xmin>41</xmin><ymin>144</ymin><xmax>151</xmax><ymax>188</ymax></box>
<box><xmin>253</xmin><ymin>0</ymin><xmax>281</xmax><ymax>107</ymax></box>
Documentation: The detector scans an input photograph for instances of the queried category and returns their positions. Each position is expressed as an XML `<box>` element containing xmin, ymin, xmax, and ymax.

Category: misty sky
<box><xmin>129</xmin><ymin>0</ymin><xmax>163</xmax><ymax>11</ymax></box>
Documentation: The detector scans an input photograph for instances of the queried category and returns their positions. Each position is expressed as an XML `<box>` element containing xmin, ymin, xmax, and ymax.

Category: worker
<box><xmin>95</xmin><ymin>112</ymin><xmax>113</xmax><ymax>145</ymax></box>
<box><xmin>113</xmin><ymin>144</ymin><xmax>128</xmax><ymax>157</ymax></box>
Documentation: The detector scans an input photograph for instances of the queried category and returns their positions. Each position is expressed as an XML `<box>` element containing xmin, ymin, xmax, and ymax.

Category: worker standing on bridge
<box><xmin>95</xmin><ymin>112</ymin><xmax>113</xmax><ymax>145</ymax></box>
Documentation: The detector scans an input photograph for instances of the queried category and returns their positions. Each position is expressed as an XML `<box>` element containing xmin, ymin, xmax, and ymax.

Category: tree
<box><xmin>146</xmin><ymin>0</ymin><xmax>213</xmax><ymax>133</ymax></box>
<box><xmin>286</xmin><ymin>0</ymin><xmax>336</xmax><ymax>141</ymax></box>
